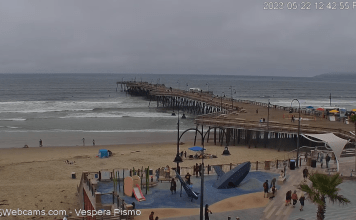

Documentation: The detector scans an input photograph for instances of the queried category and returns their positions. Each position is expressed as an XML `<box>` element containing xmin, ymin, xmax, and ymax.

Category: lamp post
<box><xmin>221</xmin><ymin>92</ymin><xmax>225</xmax><ymax>112</ymax></box>
<box><xmin>173</xmin><ymin>104</ymin><xmax>183</xmax><ymax>174</ymax></box>
<box><xmin>206</xmin><ymin>83</ymin><xmax>209</xmax><ymax>92</ymax></box>
<box><xmin>186</xmin><ymin>83</ymin><xmax>189</xmax><ymax>92</ymax></box>
<box><xmin>291</xmin><ymin>99</ymin><xmax>301</xmax><ymax>168</ymax></box>
<box><xmin>229</xmin><ymin>86</ymin><xmax>234</xmax><ymax>110</ymax></box>
<box><xmin>267</xmin><ymin>99</ymin><xmax>270</xmax><ymax>130</ymax></box>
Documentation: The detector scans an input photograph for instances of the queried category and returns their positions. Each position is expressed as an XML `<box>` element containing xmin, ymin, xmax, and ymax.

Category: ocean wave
<box><xmin>0</xmin><ymin>118</ymin><xmax>26</xmax><ymax>121</ymax></box>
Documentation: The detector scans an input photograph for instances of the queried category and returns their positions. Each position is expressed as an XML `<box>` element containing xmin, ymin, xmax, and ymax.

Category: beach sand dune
<box><xmin>0</xmin><ymin>143</ymin><xmax>288</xmax><ymax>219</ymax></box>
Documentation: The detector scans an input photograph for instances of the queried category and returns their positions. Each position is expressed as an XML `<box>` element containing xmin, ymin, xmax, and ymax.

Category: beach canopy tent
<box><xmin>306</xmin><ymin>106</ymin><xmax>314</xmax><ymax>109</ymax></box>
<box><xmin>98</xmin><ymin>149</ymin><xmax>109</xmax><ymax>158</ymax></box>
<box><xmin>301</xmin><ymin>133</ymin><xmax>349</xmax><ymax>171</ymax></box>
<box><xmin>316</xmin><ymin>108</ymin><xmax>324</xmax><ymax>111</ymax></box>
<box><xmin>189</xmin><ymin>146</ymin><xmax>206</xmax><ymax>151</ymax></box>
<box><xmin>329</xmin><ymin>110</ymin><xmax>339</xmax><ymax>113</ymax></box>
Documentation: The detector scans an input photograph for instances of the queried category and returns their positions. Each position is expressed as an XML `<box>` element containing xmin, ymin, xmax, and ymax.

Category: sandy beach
<box><xmin>0</xmin><ymin>142</ymin><xmax>289</xmax><ymax>219</ymax></box>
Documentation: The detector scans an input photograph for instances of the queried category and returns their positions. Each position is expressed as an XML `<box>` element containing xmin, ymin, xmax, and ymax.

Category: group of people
<box><xmin>285</xmin><ymin>190</ymin><xmax>305</xmax><ymax>211</ymax></box>
<box><xmin>259</xmin><ymin>118</ymin><xmax>266</xmax><ymax>123</ymax></box>
<box><xmin>317</xmin><ymin>152</ymin><xmax>332</xmax><ymax>168</ymax></box>
<box><xmin>263</xmin><ymin>178</ymin><xmax>277</xmax><ymax>198</ymax></box>
<box><xmin>180</xmin><ymin>151</ymin><xmax>187</xmax><ymax>158</ymax></box>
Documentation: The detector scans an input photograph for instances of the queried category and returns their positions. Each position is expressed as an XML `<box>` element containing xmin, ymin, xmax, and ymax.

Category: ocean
<box><xmin>0</xmin><ymin>73</ymin><xmax>355</xmax><ymax>148</ymax></box>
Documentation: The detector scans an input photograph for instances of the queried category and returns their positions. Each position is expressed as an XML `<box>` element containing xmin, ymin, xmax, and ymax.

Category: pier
<box><xmin>118</xmin><ymin>81</ymin><xmax>355</xmax><ymax>149</ymax></box>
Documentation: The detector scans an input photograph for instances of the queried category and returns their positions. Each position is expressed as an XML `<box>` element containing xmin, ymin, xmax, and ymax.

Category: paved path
<box><xmin>261</xmin><ymin>165</ymin><xmax>305</xmax><ymax>220</ymax></box>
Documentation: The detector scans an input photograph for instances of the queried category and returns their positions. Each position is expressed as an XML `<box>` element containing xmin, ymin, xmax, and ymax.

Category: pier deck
<box><xmin>119</xmin><ymin>81</ymin><xmax>355</xmax><ymax>142</ymax></box>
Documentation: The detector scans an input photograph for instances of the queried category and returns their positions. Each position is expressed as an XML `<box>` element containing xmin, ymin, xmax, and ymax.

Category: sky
<box><xmin>0</xmin><ymin>0</ymin><xmax>355</xmax><ymax>76</ymax></box>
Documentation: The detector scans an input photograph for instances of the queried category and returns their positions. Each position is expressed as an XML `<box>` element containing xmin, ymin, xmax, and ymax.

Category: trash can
<box><xmin>311</xmin><ymin>160</ymin><xmax>317</xmax><ymax>168</ymax></box>
<box><xmin>290</xmin><ymin>160</ymin><xmax>295</xmax><ymax>170</ymax></box>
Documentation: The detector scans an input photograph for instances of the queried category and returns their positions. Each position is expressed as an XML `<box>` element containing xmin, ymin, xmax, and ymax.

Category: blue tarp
<box><xmin>98</xmin><ymin>149</ymin><xmax>109</xmax><ymax>158</ymax></box>
<box><xmin>188</xmin><ymin>146</ymin><xmax>206</xmax><ymax>151</ymax></box>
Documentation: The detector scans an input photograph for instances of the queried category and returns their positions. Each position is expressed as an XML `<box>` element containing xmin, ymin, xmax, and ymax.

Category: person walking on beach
<box><xmin>184</xmin><ymin>151</ymin><xmax>187</xmax><ymax>158</ymax></box>
<box><xmin>39</xmin><ymin>139</ymin><xmax>42</xmax><ymax>147</ymax></box>
<box><xmin>82</xmin><ymin>138</ymin><xmax>85</xmax><ymax>146</ymax></box>
<box><xmin>256</xmin><ymin>109</ymin><xmax>258</xmax><ymax>114</ymax></box>
<box><xmin>326</xmin><ymin>154</ymin><xmax>331</xmax><ymax>168</ymax></box>
<box><xmin>185</xmin><ymin>172</ymin><xmax>191</xmax><ymax>185</ymax></box>
<box><xmin>303</xmin><ymin>167</ymin><xmax>309</xmax><ymax>182</ymax></box>
<box><xmin>320</xmin><ymin>152</ymin><xmax>324</xmax><ymax>168</ymax></box>
<box><xmin>263</xmin><ymin>180</ymin><xmax>269</xmax><ymax>198</ymax></box>
<box><xmin>299</xmin><ymin>192</ymin><xmax>305</xmax><ymax>211</ymax></box>
<box><xmin>292</xmin><ymin>190</ymin><xmax>298</xmax><ymax>207</ymax></box>
<box><xmin>170</xmin><ymin>178</ymin><xmax>176</xmax><ymax>194</ymax></box>
<box><xmin>93</xmin><ymin>139</ymin><xmax>95</xmax><ymax>146</ymax></box>
<box><xmin>204</xmin><ymin>204</ymin><xmax>212</xmax><ymax>220</ymax></box>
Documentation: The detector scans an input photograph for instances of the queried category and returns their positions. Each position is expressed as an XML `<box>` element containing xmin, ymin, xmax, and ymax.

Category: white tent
<box><xmin>302</xmin><ymin>133</ymin><xmax>350</xmax><ymax>171</ymax></box>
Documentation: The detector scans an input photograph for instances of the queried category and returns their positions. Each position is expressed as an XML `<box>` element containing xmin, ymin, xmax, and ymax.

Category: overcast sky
<box><xmin>0</xmin><ymin>1</ymin><xmax>355</xmax><ymax>76</ymax></box>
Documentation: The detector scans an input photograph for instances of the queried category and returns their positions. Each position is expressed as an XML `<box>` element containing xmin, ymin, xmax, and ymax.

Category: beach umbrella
<box><xmin>352</xmin><ymin>109</ymin><xmax>356</xmax><ymax>112</ymax></box>
<box><xmin>329</xmin><ymin>110</ymin><xmax>339</xmax><ymax>113</ymax></box>
<box><xmin>306</xmin><ymin>106</ymin><xmax>314</xmax><ymax>109</ymax></box>
<box><xmin>316</xmin><ymin>108</ymin><xmax>324</xmax><ymax>111</ymax></box>
<box><xmin>188</xmin><ymin>146</ymin><xmax>206</xmax><ymax>151</ymax></box>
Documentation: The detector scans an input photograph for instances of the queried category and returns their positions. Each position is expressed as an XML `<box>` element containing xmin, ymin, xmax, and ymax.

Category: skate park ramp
<box><xmin>213</xmin><ymin>161</ymin><xmax>251</xmax><ymax>189</ymax></box>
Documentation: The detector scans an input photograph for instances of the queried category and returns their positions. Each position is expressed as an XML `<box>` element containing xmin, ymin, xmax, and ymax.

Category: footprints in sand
<box><xmin>0</xmin><ymin>199</ymin><xmax>9</xmax><ymax>206</ymax></box>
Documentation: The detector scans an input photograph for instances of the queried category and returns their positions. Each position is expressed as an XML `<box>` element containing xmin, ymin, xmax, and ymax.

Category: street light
<box><xmin>291</xmin><ymin>99</ymin><xmax>301</xmax><ymax>168</ymax></box>
<box><xmin>173</xmin><ymin>104</ymin><xmax>183</xmax><ymax>174</ymax></box>
<box><xmin>186</xmin><ymin>83</ymin><xmax>189</xmax><ymax>92</ymax></box>
<box><xmin>229</xmin><ymin>86</ymin><xmax>236</xmax><ymax>110</ymax></box>
<box><xmin>221</xmin><ymin>92</ymin><xmax>225</xmax><ymax>112</ymax></box>
<box><xmin>206</xmin><ymin>83</ymin><xmax>209</xmax><ymax>92</ymax></box>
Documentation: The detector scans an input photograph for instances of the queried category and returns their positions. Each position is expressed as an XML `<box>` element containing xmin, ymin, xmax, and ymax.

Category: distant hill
<box><xmin>314</xmin><ymin>73</ymin><xmax>356</xmax><ymax>78</ymax></box>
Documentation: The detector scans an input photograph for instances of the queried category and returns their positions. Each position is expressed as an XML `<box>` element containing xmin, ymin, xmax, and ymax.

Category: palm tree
<box><xmin>299</xmin><ymin>172</ymin><xmax>350</xmax><ymax>220</ymax></box>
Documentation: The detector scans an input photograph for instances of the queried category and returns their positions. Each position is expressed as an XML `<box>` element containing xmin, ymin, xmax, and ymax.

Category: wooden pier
<box><xmin>118</xmin><ymin>81</ymin><xmax>355</xmax><ymax>148</ymax></box>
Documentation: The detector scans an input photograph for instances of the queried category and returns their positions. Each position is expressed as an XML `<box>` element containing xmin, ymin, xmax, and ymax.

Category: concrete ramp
<box><xmin>213</xmin><ymin>161</ymin><xmax>251</xmax><ymax>189</ymax></box>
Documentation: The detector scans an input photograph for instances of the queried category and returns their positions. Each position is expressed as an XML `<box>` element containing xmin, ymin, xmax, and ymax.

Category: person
<box><xmin>263</xmin><ymin>180</ymin><xmax>269</xmax><ymax>198</ymax></box>
<box><xmin>149</xmin><ymin>211</ymin><xmax>154</xmax><ymax>220</ymax></box>
<box><xmin>170</xmin><ymin>178</ymin><xmax>176</xmax><ymax>194</ymax></box>
<box><xmin>270</xmin><ymin>178</ymin><xmax>276</xmax><ymax>188</ymax></box>
<box><xmin>260</xmin><ymin>118</ymin><xmax>263</xmax><ymax>123</ymax></box>
<box><xmin>195</xmin><ymin>163</ymin><xmax>199</xmax><ymax>177</ymax></box>
<box><xmin>93</xmin><ymin>139</ymin><xmax>95</xmax><ymax>146</ymax></box>
<box><xmin>180</xmin><ymin>151</ymin><xmax>183</xmax><ymax>157</ymax></box>
<box><xmin>292</xmin><ymin>190</ymin><xmax>298</xmax><ymax>207</ymax></box>
<box><xmin>39</xmin><ymin>139</ymin><xmax>43</xmax><ymax>147</ymax></box>
<box><xmin>164</xmin><ymin>165</ymin><xmax>170</xmax><ymax>178</ymax></box>
<box><xmin>199</xmin><ymin>163</ymin><xmax>202</xmax><ymax>176</ymax></box>
<box><xmin>204</xmin><ymin>204</ymin><xmax>212</xmax><ymax>220</ymax></box>
<box><xmin>256</xmin><ymin>109</ymin><xmax>258</xmax><ymax>114</ymax></box>
<box><xmin>285</xmin><ymin>190</ymin><xmax>292</xmax><ymax>206</ymax></box>
<box><xmin>271</xmin><ymin>185</ymin><xmax>276</xmax><ymax>194</ymax></box>
<box><xmin>185</xmin><ymin>172</ymin><xmax>191</xmax><ymax>185</ymax></box>
<box><xmin>263</xmin><ymin>118</ymin><xmax>265</xmax><ymax>122</ymax></box>
<box><xmin>82</xmin><ymin>138</ymin><xmax>85</xmax><ymax>146</ymax></box>
<box><xmin>291</xmin><ymin>115</ymin><xmax>294</xmax><ymax>122</ymax></box>
<box><xmin>184</xmin><ymin>151</ymin><xmax>187</xmax><ymax>158</ymax></box>
<box><xmin>326</xmin><ymin>154</ymin><xmax>330</xmax><ymax>168</ymax></box>
<box><xmin>320</xmin><ymin>152</ymin><xmax>324</xmax><ymax>163</ymax></box>
<box><xmin>299</xmin><ymin>192</ymin><xmax>305</xmax><ymax>211</ymax></box>
<box><xmin>155</xmin><ymin>217</ymin><xmax>159</xmax><ymax>220</ymax></box>
<box><xmin>155</xmin><ymin>168</ymin><xmax>160</xmax><ymax>181</ymax></box>
<box><xmin>303</xmin><ymin>167</ymin><xmax>309</xmax><ymax>181</ymax></box>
